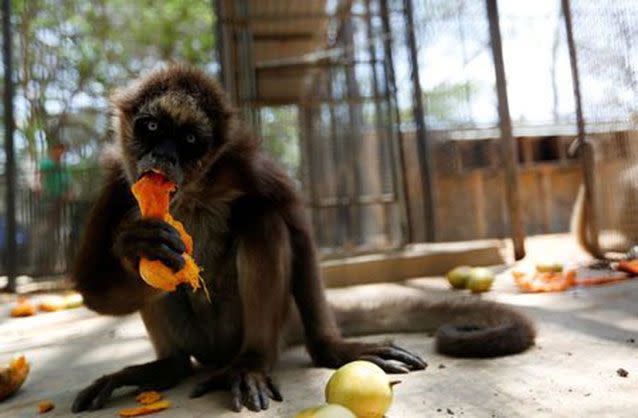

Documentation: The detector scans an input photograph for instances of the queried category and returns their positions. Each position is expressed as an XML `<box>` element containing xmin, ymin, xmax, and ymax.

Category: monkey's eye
<box><xmin>185</xmin><ymin>134</ymin><xmax>197</xmax><ymax>144</ymax></box>
<box><xmin>146</xmin><ymin>120</ymin><xmax>158</xmax><ymax>132</ymax></box>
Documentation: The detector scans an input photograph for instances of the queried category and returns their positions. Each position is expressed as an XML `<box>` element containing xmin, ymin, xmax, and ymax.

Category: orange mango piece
<box><xmin>37</xmin><ymin>400</ymin><xmax>55</xmax><ymax>414</ymax></box>
<box><xmin>10</xmin><ymin>297</ymin><xmax>36</xmax><ymax>317</ymax></box>
<box><xmin>118</xmin><ymin>400</ymin><xmax>172</xmax><ymax>417</ymax></box>
<box><xmin>131</xmin><ymin>172</ymin><xmax>207</xmax><ymax>297</ymax></box>
<box><xmin>513</xmin><ymin>270</ymin><xmax>576</xmax><ymax>293</ymax></box>
<box><xmin>136</xmin><ymin>391</ymin><xmax>162</xmax><ymax>405</ymax></box>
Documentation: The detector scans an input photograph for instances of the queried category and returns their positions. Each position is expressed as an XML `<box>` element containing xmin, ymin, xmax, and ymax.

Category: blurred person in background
<box><xmin>31</xmin><ymin>142</ymin><xmax>75</xmax><ymax>275</ymax></box>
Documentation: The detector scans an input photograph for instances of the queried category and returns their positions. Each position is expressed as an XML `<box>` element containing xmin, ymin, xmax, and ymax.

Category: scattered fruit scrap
<box><xmin>37</xmin><ymin>400</ymin><xmax>55</xmax><ymax>414</ymax></box>
<box><xmin>136</xmin><ymin>391</ymin><xmax>162</xmax><ymax>405</ymax></box>
<box><xmin>131</xmin><ymin>172</ymin><xmax>206</xmax><ymax>297</ymax></box>
<box><xmin>38</xmin><ymin>295</ymin><xmax>67</xmax><ymax>312</ymax></box>
<box><xmin>119</xmin><ymin>400</ymin><xmax>172</xmax><ymax>417</ymax></box>
<box><xmin>9</xmin><ymin>292</ymin><xmax>84</xmax><ymax>318</ymax></box>
<box><xmin>0</xmin><ymin>356</ymin><xmax>30</xmax><ymax>402</ymax></box>
<box><xmin>10</xmin><ymin>297</ymin><xmax>36</xmax><ymax>317</ymax></box>
<box><xmin>513</xmin><ymin>261</ymin><xmax>636</xmax><ymax>293</ymax></box>
<box><xmin>617</xmin><ymin>260</ymin><xmax>638</xmax><ymax>275</ymax></box>
<box><xmin>513</xmin><ymin>270</ymin><xmax>576</xmax><ymax>293</ymax></box>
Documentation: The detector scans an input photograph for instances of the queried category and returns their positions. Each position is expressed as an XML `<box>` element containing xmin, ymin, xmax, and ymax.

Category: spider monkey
<box><xmin>71</xmin><ymin>64</ymin><xmax>535</xmax><ymax>413</ymax></box>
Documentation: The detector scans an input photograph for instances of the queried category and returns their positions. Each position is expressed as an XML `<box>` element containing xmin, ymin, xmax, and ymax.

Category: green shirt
<box><xmin>39</xmin><ymin>158</ymin><xmax>71</xmax><ymax>199</ymax></box>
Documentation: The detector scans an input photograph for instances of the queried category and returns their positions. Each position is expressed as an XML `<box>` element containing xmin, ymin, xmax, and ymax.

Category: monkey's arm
<box><xmin>288</xmin><ymin>207</ymin><xmax>427</xmax><ymax>373</ymax></box>
<box><xmin>190</xmin><ymin>207</ymin><xmax>287</xmax><ymax>412</ymax></box>
<box><xmin>73</xmin><ymin>174</ymin><xmax>185</xmax><ymax>315</ymax></box>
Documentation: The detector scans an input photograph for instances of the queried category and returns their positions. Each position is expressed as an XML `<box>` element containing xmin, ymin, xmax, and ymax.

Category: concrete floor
<box><xmin>1</xmin><ymin>235</ymin><xmax>637</xmax><ymax>417</ymax></box>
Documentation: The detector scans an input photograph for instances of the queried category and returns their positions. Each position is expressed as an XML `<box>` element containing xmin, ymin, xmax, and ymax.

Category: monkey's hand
<box><xmin>72</xmin><ymin>356</ymin><xmax>191</xmax><ymax>412</ymax></box>
<box><xmin>190</xmin><ymin>368</ymin><xmax>282</xmax><ymax>413</ymax></box>
<box><xmin>311</xmin><ymin>340</ymin><xmax>427</xmax><ymax>374</ymax></box>
<box><xmin>114</xmin><ymin>218</ymin><xmax>186</xmax><ymax>273</ymax></box>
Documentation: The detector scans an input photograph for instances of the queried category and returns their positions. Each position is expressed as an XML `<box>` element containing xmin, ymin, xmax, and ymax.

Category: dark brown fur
<box><xmin>71</xmin><ymin>64</ymin><xmax>535</xmax><ymax>413</ymax></box>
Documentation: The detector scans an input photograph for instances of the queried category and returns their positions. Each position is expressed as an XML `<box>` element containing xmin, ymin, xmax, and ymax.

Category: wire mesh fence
<box><xmin>569</xmin><ymin>0</ymin><xmax>638</xmax><ymax>255</ymax></box>
<box><xmin>1</xmin><ymin>0</ymin><xmax>637</xmax><ymax>280</ymax></box>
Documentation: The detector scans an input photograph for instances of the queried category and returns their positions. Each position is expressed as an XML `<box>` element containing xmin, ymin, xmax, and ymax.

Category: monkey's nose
<box><xmin>150</xmin><ymin>149</ymin><xmax>178</xmax><ymax>165</ymax></box>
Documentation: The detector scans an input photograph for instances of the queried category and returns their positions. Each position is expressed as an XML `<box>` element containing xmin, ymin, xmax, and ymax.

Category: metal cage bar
<box><xmin>486</xmin><ymin>0</ymin><xmax>526</xmax><ymax>260</ymax></box>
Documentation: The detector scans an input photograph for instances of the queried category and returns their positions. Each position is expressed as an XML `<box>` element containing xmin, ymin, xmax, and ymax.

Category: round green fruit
<box><xmin>447</xmin><ymin>266</ymin><xmax>473</xmax><ymax>289</ymax></box>
<box><xmin>295</xmin><ymin>404</ymin><xmax>356</xmax><ymax>418</ymax></box>
<box><xmin>325</xmin><ymin>360</ymin><xmax>395</xmax><ymax>418</ymax></box>
<box><xmin>467</xmin><ymin>267</ymin><xmax>495</xmax><ymax>293</ymax></box>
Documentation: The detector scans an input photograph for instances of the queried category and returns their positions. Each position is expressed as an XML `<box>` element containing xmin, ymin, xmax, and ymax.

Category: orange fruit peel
<box><xmin>0</xmin><ymin>355</ymin><xmax>30</xmax><ymax>401</ymax></box>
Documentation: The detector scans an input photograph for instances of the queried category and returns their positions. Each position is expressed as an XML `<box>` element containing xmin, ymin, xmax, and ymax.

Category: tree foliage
<box><xmin>10</xmin><ymin>0</ymin><xmax>215</xmax><ymax>163</ymax></box>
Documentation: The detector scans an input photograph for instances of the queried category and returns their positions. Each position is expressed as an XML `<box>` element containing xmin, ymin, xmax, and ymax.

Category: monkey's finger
<box><xmin>376</xmin><ymin>345</ymin><xmax>428</xmax><ymax>370</ymax></box>
<box><xmin>243</xmin><ymin>374</ymin><xmax>263</xmax><ymax>412</ymax></box>
<box><xmin>230</xmin><ymin>375</ymin><xmax>243</xmax><ymax>412</ymax></box>
<box><xmin>266</xmin><ymin>377</ymin><xmax>283</xmax><ymax>402</ymax></box>
<box><xmin>119</xmin><ymin>220</ymin><xmax>186</xmax><ymax>254</ymax></box>
<box><xmin>256</xmin><ymin>378</ymin><xmax>270</xmax><ymax>410</ymax></box>
<box><xmin>71</xmin><ymin>377</ymin><xmax>107</xmax><ymax>412</ymax></box>
<box><xmin>360</xmin><ymin>355</ymin><xmax>410</xmax><ymax>374</ymax></box>
<box><xmin>89</xmin><ymin>378</ymin><xmax>117</xmax><ymax>410</ymax></box>
<box><xmin>137</xmin><ymin>242</ymin><xmax>185</xmax><ymax>272</ymax></box>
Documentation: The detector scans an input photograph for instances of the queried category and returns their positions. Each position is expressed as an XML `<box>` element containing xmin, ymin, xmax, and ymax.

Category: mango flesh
<box><xmin>325</xmin><ymin>361</ymin><xmax>393</xmax><ymax>418</ymax></box>
<box><xmin>131</xmin><ymin>172</ymin><xmax>203</xmax><ymax>293</ymax></box>
<box><xmin>467</xmin><ymin>267</ymin><xmax>495</xmax><ymax>293</ymax></box>
<box><xmin>447</xmin><ymin>266</ymin><xmax>473</xmax><ymax>289</ymax></box>
<box><xmin>295</xmin><ymin>404</ymin><xmax>356</xmax><ymax>418</ymax></box>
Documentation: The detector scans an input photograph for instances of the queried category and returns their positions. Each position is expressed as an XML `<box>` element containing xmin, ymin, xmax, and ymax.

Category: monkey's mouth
<box><xmin>139</xmin><ymin>169</ymin><xmax>180</xmax><ymax>197</ymax></box>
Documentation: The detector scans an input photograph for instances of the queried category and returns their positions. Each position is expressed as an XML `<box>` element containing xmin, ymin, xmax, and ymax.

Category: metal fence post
<box><xmin>561</xmin><ymin>0</ymin><xmax>602</xmax><ymax>257</ymax></box>
<box><xmin>486</xmin><ymin>0</ymin><xmax>526</xmax><ymax>260</ymax></box>
<box><xmin>2</xmin><ymin>0</ymin><xmax>17</xmax><ymax>291</ymax></box>
<box><xmin>402</xmin><ymin>0</ymin><xmax>437</xmax><ymax>242</ymax></box>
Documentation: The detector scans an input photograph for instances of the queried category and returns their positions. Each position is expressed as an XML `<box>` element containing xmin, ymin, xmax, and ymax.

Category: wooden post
<box><xmin>561</xmin><ymin>0</ymin><xmax>601</xmax><ymax>257</ymax></box>
<box><xmin>2</xmin><ymin>0</ymin><xmax>17</xmax><ymax>292</ymax></box>
<box><xmin>486</xmin><ymin>0</ymin><xmax>526</xmax><ymax>260</ymax></box>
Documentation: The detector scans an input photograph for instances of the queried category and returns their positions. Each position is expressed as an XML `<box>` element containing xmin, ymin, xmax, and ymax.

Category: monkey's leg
<box><xmin>190</xmin><ymin>212</ymin><xmax>289</xmax><ymax>412</ymax></box>
<box><xmin>289</xmin><ymin>223</ymin><xmax>427</xmax><ymax>373</ymax></box>
<box><xmin>71</xmin><ymin>354</ymin><xmax>191</xmax><ymax>412</ymax></box>
<box><xmin>72</xmin><ymin>290</ymin><xmax>202</xmax><ymax>413</ymax></box>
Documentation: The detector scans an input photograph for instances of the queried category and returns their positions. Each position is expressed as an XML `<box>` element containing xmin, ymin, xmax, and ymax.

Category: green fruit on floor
<box><xmin>295</xmin><ymin>404</ymin><xmax>356</xmax><ymax>418</ymax></box>
<box><xmin>467</xmin><ymin>267</ymin><xmax>495</xmax><ymax>293</ymax></box>
<box><xmin>325</xmin><ymin>360</ymin><xmax>395</xmax><ymax>418</ymax></box>
<box><xmin>535</xmin><ymin>262</ymin><xmax>563</xmax><ymax>273</ymax></box>
<box><xmin>447</xmin><ymin>266</ymin><xmax>473</xmax><ymax>289</ymax></box>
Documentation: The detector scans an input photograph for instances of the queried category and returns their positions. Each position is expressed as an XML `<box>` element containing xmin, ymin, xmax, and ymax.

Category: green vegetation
<box><xmin>10</xmin><ymin>0</ymin><xmax>215</xmax><ymax>163</ymax></box>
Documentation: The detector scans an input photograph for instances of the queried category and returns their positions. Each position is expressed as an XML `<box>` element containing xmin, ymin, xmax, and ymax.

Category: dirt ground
<box><xmin>1</xmin><ymin>234</ymin><xmax>637</xmax><ymax>417</ymax></box>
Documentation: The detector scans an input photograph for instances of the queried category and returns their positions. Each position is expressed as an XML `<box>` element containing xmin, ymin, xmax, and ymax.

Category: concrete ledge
<box><xmin>320</xmin><ymin>240</ymin><xmax>505</xmax><ymax>287</ymax></box>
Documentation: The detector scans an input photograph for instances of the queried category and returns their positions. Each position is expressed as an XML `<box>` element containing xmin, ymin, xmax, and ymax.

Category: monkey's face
<box><xmin>112</xmin><ymin>65</ymin><xmax>233</xmax><ymax>188</ymax></box>
<box><xmin>131</xmin><ymin>93</ymin><xmax>214</xmax><ymax>185</ymax></box>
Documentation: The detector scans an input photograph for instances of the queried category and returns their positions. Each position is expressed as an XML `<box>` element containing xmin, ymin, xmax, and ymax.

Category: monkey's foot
<box><xmin>313</xmin><ymin>340</ymin><xmax>427</xmax><ymax>374</ymax></box>
<box><xmin>72</xmin><ymin>358</ymin><xmax>189</xmax><ymax>413</ymax></box>
<box><xmin>190</xmin><ymin>369</ymin><xmax>282</xmax><ymax>412</ymax></box>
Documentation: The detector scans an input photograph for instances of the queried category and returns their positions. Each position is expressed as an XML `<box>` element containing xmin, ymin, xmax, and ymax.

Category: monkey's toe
<box><xmin>71</xmin><ymin>376</ymin><xmax>115</xmax><ymax>413</ymax></box>
<box><xmin>229</xmin><ymin>370</ymin><xmax>282</xmax><ymax>413</ymax></box>
<box><xmin>356</xmin><ymin>343</ymin><xmax>428</xmax><ymax>373</ymax></box>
